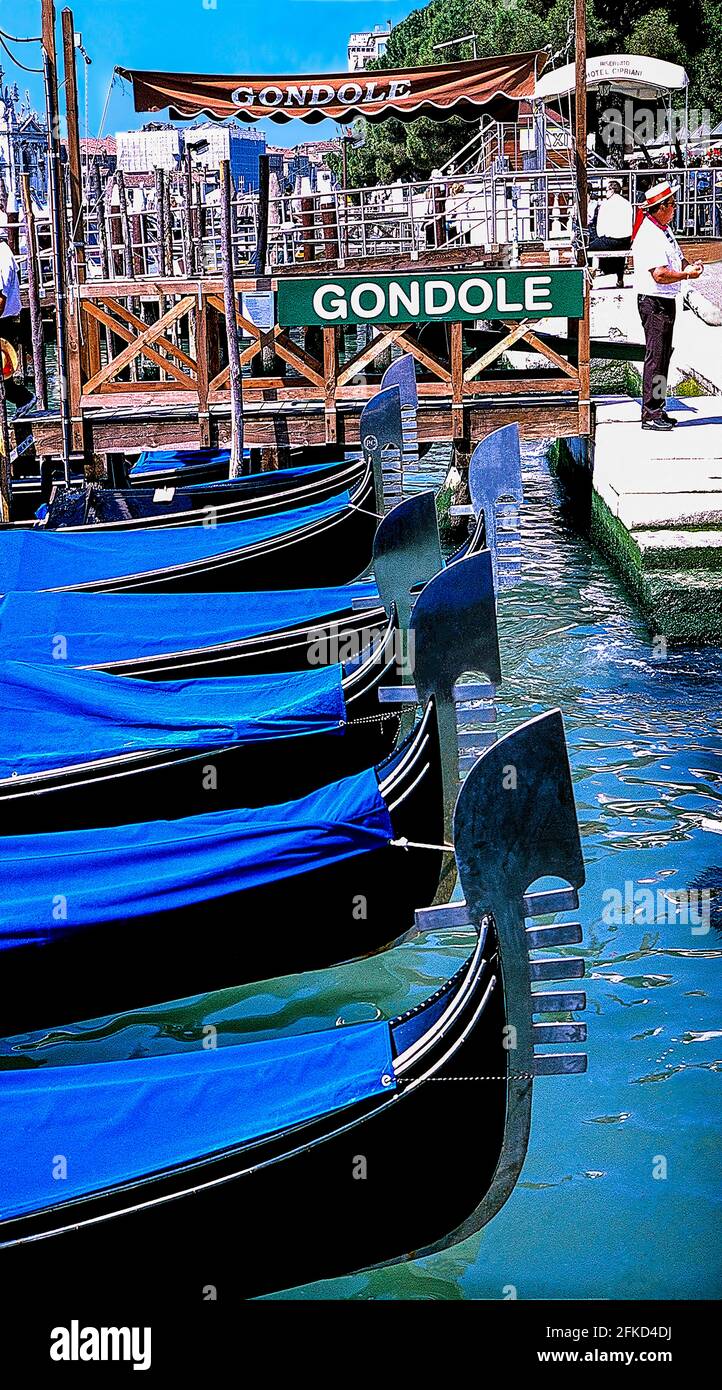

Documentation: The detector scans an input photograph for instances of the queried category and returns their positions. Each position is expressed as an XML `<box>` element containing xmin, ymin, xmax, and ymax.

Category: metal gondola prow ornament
<box><xmin>411</xmin><ymin>549</ymin><xmax>501</xmax><ymax>897</ymax></box>
<box><xmin>359</xmin><ymin>383</ymin><xmax>404</xmax><ymax>513</ymax></box>
<box><xmin>468</xmin><ymin>422</ymin><xmax>524</xmax><ymax>588</ymax></box>
<box><xmin>372</xmin><ymin>489</ymin><xmax>442</xmax><ymax>634</ymax></box>
<box><xmin>407</xmin><ymin>708</ymin><xmax>588</xmax><ymax>1263</ymax></box>
<box><xmin>381</xmin><ymin>353</ymin><xmax>420</xmax><ymax>478</ymax></box>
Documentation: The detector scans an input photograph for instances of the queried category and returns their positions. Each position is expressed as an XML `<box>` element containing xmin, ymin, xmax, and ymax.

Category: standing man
<box><xmin>593</xmin><ymin>180</ymin><xmax>634</xmax><ymax>287</ymax></box>
<box><xmin>633</xmin><ymin>181</ymin><xmax>703</xmax><ymax>432</ymax></box>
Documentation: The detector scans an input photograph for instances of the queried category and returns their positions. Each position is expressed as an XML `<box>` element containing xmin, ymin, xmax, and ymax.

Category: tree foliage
<box><xmin>341</xmin><ymin>0</ymin><xmax>722</xmax><ymax>185</ymax></box>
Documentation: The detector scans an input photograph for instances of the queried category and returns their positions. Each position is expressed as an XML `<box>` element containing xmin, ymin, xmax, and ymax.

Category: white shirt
<box><xmin>0</xmin><ymin>239</ymin><xmax>21</xmax><ymax>318</ymax></box>
<box><xmin>597</xmin><ymin>193</ymin><xmax>633</xmax><ymax>240</ymax></box>
<box><xmin>633</xmin><ymin>215</ymin><xmax>683</xmax><ymax>298</ymax></box>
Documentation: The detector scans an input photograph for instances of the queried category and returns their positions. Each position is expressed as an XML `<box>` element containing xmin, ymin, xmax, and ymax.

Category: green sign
<box><xmin>277</xmin><ymin>269</ymin><xmax>584</xmax><ymax>328</ymax></box>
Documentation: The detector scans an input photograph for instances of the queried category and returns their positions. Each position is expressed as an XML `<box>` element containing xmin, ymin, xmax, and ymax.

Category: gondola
<box><xmin>0</xmin><ymin>550</ymin><xmax>499</xmax><ymax>835</ymax></box>
<box><xmin>129</xmin><ymin>443</ymin><xmax>248</xmax><ymax>487</ymax></box>
<box><xmin>0</xmin><ymin>489</ymin><xmax>447</xmax><ymax>678</ymax></box>
<box><xmin>0</xmin><ymin>710</ymin><xmax>587</xmax><ymax>1303</ymax></box>
<box><xmin>0</xmin><ymin>698</ymin><xmax>444</xmax><ymax>1035</ymax></box>
<box><xmin>0</xmin><ymin>471</ymin><xmax>379</xmax><ymax>594</ymax></box>
<box><xmin>0</xmin><ymin>546</ymin><xmax>503</xmax><ymax>1029</ymax></box>
<box><xmin>19</xmin><ymin>376</ymin><xmax>408</xmax><ymax>535</ymax></box>
<box><xmin>37</xmin><ymin>456</ymin><xmax>368</xmax><ymax>531</ymax></box>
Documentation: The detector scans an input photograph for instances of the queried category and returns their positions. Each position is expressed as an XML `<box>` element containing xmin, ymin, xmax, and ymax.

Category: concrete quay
<box><xmin>554</xmin><ymin>396</ymin><xmax>722</xmax><ymax>643</ymax></box>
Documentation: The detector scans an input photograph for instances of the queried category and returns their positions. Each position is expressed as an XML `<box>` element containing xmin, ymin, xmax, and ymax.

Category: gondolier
<box><xmin>633</xmin><ymin>181</ymin><xmax>704</xmax><ymax>431</ymax></box>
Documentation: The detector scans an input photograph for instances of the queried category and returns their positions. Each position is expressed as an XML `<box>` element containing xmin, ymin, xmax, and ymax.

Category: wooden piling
<box><xmin>181</xmin><ymin>152</ymin><xmax>195</xmax><ymax>276</ymax></box>
<box><xmin>0</xmin><ymin>363</ymin><xmax>11</xmax><ymax>521</ymax></box>
<box><xmin>255</xmin><ymin>153</ymin><xmax>270</xmax><ymax>276</ymax></box>
<box><xmin>20</xmin><ymin>173</ymin><xmax>48</xmax><ymax>411</ymax></box>
<box><xmin>219</xmin><ymin>159</ymin><xmax>245</xmax><ymax>475</ymax></box>
<box><xmin>115</xmin><ymin>169</ymin><xmax>134</xmax><ymax>281</ymax></box>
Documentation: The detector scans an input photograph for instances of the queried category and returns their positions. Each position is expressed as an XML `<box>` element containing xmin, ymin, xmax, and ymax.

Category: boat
<box><xmin>0</xmin><ymin>550</ymin><xmax>499</xmax><ymax>834</ymax></box>
<box><xmin>0</xmin><ymin>473</ymin><xmax>379</xmax><ymax>594</ymax></box>
<box><xmin>39</xmin><ymin>457</ymin><xmax>368</xmax><ymax>531</ymax></box>
<box><xmin>0</xmin><ymin>489</ymin><xmax>446</xmax><ymax>677</ymax></box>
<box><xmin>0</xmin><ymin>709</ymin><xmax>587</xmax><ymax>1301</ymax></box>
<box><xmin>129</xmin><ymin>444</ymin><xmax>248</xmax><ymax>488</ymax></box>
<box><xmin>0</xmin><ymin>547</ymin><xmax>504</xmax><ymax>1027</ymax></box>
<box><xmin>0</xmin><ymin>698</ymin><xmax>444</xmax><ymax>1034</ymax></box>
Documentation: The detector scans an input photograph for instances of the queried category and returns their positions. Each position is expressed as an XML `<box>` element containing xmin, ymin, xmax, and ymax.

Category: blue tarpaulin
<box><xmin>0</xmin><ymin>766</ymin><xmax>393</xmax><ymax>949</ymax></box>
<box><xmin>0</xmin><ymin>1019</ymin><xmax>395</xmax><ymax>1219</ymax></box>
<box><xmin>0</xmin><ymin>490</ymin><xmax>351</xmax><ymax>592</ymax></box>
<box><xmin>0</xmin><ymin>660</ymin><xmax>346</xmax><ymax>779</ymax></box>
<box><xmin>0</xmin><ymin>584</ymin><xmax>379</xmax><ymax>666</ymax></box>
<box><xmin>130</xmin><ymin>449</ymin><xmax>344</xmax><ymax>483</ymax></box>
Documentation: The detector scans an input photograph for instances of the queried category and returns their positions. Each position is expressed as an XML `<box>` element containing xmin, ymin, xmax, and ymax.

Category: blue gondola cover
<box><xmin>0</xmin><ymin>766</ymin><xmax>393</xmax><ymax>948</ymax></box>
<box><xmin>130</xmin><ymin>449</ymin><xmax>343</xmax><ymax>483</ymax></box>
<box><xmin>0</xmin><ymin>491</ymin><xmax>351</xmax><ymax>591</ymax></box>
<box><xmin>0</xmin><ymin>584</ymin><xmax>379</xmax><ymax>666</ymax></box>
<box><xmin>0</xmin><ymin>1021</ymin><xmax>395</xmax><ymax>1219</ymax></box>
<box><xmin>0</xmin><ymin>660</ymin><xmax>346</xmax><ymax>778</ymax></box>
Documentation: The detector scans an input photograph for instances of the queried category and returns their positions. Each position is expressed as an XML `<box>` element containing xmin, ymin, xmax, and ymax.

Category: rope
<box><xmin>390</xmin><ymin>836</ymin><xmax>455</xmax><ymax>852</ymax></box>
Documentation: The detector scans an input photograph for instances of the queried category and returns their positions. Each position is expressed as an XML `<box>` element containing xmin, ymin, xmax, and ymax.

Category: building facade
<box><xmin>347</xmin><ymin>24</ymin><xmax>392</xmax><ymax>73</ymax></box>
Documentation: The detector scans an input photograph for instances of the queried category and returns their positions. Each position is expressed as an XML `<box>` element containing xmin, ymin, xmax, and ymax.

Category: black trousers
<box><xmin>591</xmin><ymin>234</ymin><xmax>631</xmax><ymax>281</ymax></box>
<box><xmin>638</xmin><ymin>295</ymin><xmax>676</xmax><ymax>421</ymax></box>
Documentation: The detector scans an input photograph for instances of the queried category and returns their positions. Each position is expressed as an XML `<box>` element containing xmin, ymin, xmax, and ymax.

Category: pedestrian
<box><xmin>632</xmin><ymin>181</ymin><xmax>704</xmax><ymax>432</ymax></box>
<box><xmin>591</xmin><ymin>180</ymin><xmax>633</xmax><ymax>287</ymax></box>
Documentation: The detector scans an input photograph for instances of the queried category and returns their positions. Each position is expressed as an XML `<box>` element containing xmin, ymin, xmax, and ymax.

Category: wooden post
<box><xmin>93</xmin><ymin>163</ymin><xmax>109</xmax><ymax>279</ymax></box>
<box><xmin>163</xmin><ymin>170</ymin><xmax>173</xmax><ymax>275</ymax></box>
<box><xmin>154</xmin><ymin>168</ymin><xmax>166</xmax><ymax>277</ymax></box>
<box><xmin>219</xmin><ymin>158</ymin><xmax>245</xmax><ymax>474</ymax></box>
<box><xmin>450</xmin><ymin>320</ymin><xmax>465</xmax><ymax>440</ymax></box>
<box><xmin>323</xmin><ymin>326</ymin><xmax>337</xmax><ymax>445</ymax></box>
<box><xmin>115</xmin><ymin>169</ymin><xmax>134</xmax><ymax>281</ymax></box>
<box><xmin>255</xmin><ymin>153</ymin><xmax>270</xmax><ymax>276</ymax></box>
<box><xmin>181</xmin><ymin>153</ymin><xmax>194</xmax><ymax>275</ymax></box>
<box><xmin>20</xmin><ymin>173</ymin><xmax>48</xmax><ymax>410</ymax></box>
<box><xmin>0</xmin><ymin>366</ymin><xmax>11</xmax><ymax>522</ymax></box>
<box><xmin>61</xmin><ymin>8</ymin><xmax>85</xmax><ymax>283</ymax></box>
<box><xmin>574</xmin><ymin>0</ymin><xmax>591</xmax><ymax>433</ymax></box>
<box><xmin>195</xmin><ymin>291</ymin><xmax>211</xmax><ymax>449</ymax></box>
<box><xmin>42</xmin><ymin>0</ymin><xmax>72</xmax><ymax>480</ymax></box>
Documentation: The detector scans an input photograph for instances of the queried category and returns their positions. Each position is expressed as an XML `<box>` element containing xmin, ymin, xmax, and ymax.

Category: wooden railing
<box><xmin>71</xmin><ymin>274</ymin><xmax>589</xmax><ymax>452</ymax></box>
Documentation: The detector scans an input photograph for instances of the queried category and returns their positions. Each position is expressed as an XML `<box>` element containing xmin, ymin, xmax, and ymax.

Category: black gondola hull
<box><xmin>0</xmin><ymin>930</ymin><xmax>506</xmax><ymax>1304</ymax></box>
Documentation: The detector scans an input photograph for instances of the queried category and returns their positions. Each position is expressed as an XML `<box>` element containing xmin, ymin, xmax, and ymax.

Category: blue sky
<box><xmin>3</xmin><ymin>0</ymin><xmax>420</xmax><ymax>147</ymax></box>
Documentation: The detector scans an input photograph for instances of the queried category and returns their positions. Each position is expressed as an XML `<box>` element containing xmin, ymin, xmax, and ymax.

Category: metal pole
<box><xmin>574</xmin><ymin>0</ymin><xmax>588</xmax><ymax>233</ymax></box>
<box><xmin>0</xmin><ymin>364</ymin><xmax>11</xmax><ymax>522</ymax></box>
<box><xmin>219</xmin><ymin>158</ymin><xmax>245</xmax><ymax>475</ymax></box>
<box><xmin>42</xmin><ymin>0</ymin><xmax>71</xmax><ymax>483</ymax></box>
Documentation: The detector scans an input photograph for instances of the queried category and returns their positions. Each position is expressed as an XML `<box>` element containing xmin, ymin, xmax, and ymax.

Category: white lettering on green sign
<box><xmin>286</xmin><ymin>270</ymin><xmax>581</xmax><ymax>329</ymax></box>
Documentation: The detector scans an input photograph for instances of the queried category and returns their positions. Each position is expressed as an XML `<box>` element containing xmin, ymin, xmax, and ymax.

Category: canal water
<box><xmin>2</xmin><ymin>442</ymin><xmax>720</xmax><ymax>1300</ymax></box>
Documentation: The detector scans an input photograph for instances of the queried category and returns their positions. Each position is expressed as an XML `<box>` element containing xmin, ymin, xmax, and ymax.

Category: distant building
<box><xmin>266</xmin><ymin>141</ymin><xmax>338</xmax><ymax>194</ymax></box>
<box><xmin>348</xmin><ymin>23</ymin><xmax>392</xmax><ymax>73</ymax></box>
<box><xmin>116</xmin><ymin>124</ymin><xmax>182</xmax><ymax>172</ymax></box>
<box><xmin>183</xmin><ymin>123</ymin><xmax>266</xmax><ymax>191</ymax></box>
<box><xmin>0</xmin><ymin>69</ymin><xmax>48</xmax><ymax>212</ymax></box>
<box><xmin>115</xmin><ymin>121</ymin><xmax>266</xmax><ymax>191</ymax></box>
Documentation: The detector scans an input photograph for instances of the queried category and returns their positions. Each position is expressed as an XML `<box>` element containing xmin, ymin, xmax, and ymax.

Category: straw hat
<box><xmin>641</xmin><ymin>181</ymin><xmax>679</xmax><ymax>210</ymax></box>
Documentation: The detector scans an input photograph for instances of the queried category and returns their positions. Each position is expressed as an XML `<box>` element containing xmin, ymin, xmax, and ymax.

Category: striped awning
<box><xmin>116</xmin><ymin>51</ymin><xmax>546</xmax><ymax>125</ymax></box>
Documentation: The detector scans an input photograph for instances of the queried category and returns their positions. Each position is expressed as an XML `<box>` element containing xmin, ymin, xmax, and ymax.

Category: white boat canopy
<box><xmin>535</xmin><ymin>54</ymin><xmax>689</xmax><ymax>103</ymax></box>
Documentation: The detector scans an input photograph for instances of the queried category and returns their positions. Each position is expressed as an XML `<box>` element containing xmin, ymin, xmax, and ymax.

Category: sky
<box><xmin>2</xmin><ymin>0</ymin><xmax>421</xmax><ymax>148</ymax></box>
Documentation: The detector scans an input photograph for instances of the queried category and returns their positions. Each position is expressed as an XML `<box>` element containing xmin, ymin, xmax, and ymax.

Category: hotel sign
<box><xmin>277</xmin><ymin>270</ymin><xmax>585</xmax><ymax>328</ymax></box>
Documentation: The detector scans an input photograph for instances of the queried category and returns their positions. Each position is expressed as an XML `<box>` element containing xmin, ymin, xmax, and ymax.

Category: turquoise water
<box><xmin>3</xmin><ymin>443</ymin><xmax>720</xmax><ymax>1299</ymax></box>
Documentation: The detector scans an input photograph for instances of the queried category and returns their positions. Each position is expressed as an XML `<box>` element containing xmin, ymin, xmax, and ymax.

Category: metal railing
<box><xmin>6</xmin><ymin>162</ymin><xmax>721</xmax><ymax>299</ymax></box>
